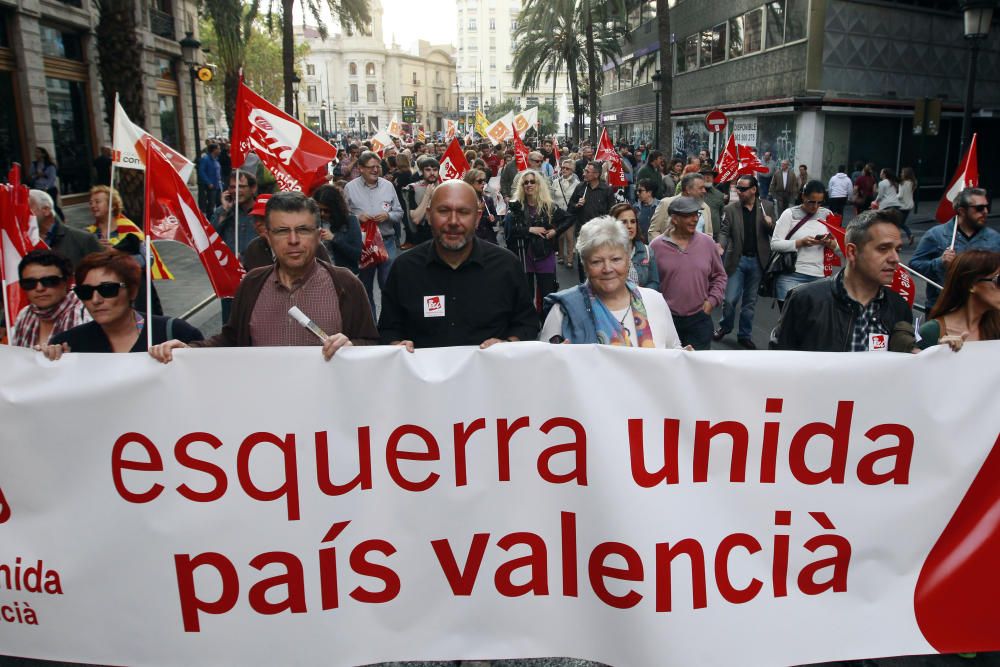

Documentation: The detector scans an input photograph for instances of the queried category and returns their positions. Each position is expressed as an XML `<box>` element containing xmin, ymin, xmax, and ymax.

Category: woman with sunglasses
<box><xmin>38</xmin><ymin>250</ymin><xmax>202</xmax><ymax>359</ymax></box>
<box><xmin>10</xmin><ymin>249</ymin><xmax>90</xmax><ymax>348</ymax></box>
<box><xmin>463</xmin><ymin>168</ymin><xmax>500</xmax><ymax>244</ymax></box>
<box><xmin>916</xmin><ymin>250</ymin><xmax>1000</xmax><ymax>351</ymax></box>
<box><xmin>770</xmin><ymin>179</ymin><xmax>842</xmax><ymax>307</ymax></box>
<box><xmin>505</xmin><ymin>169</ymin><xmax>571</xmax><ymax>312</ymax></box>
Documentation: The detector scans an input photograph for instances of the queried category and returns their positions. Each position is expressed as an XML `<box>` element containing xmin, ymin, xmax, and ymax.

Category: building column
<box><xmin>795</xmin><ymin>110</ymin><xmax>824</xmax><ymax>184</ymax></box>
<box><xmin>12</xmin><ymin>12</ymin><xmax>54</xmax><ymax>158</ymax></box>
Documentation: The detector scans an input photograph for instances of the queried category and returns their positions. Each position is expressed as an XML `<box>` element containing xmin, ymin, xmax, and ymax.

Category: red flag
<box><xmin>595</xmin><ymin>128</ymin><xmax>627</xmax><ymax>187</ymax></box>
<box><xmin>513</xmin><ymin>126</ymin><xmax>530</xmax><ymax>172</ymax></box>
<box><xmin>1</xmin><ymin>181</ymin><xmax>36</xmax><ymax>330</ymax></box>
<box><xmin>716</xmin><ymin>134</ymin><xmax>768</xmax><ymax>183</ymax></box>
<box><xmin>552</xmin><ymin>139</ymin><xmax>561</xmax><ymax>164</ymax></box>
<box><xmin>935</xmin><ymin>133</ymin><xmax>978</xmax><ymax>223</ymax></box>
<box><xmin>818</xmin><ymin>214</ymin><xmax>915</xmax><ymax>305</ymax></box>
<box><xmin>891</xmin><ymin>265</ymin><xmax>917</xmax><ymax>306</ymax></box>
<box><xmin>440</xmin><ymin>138</ymin><xmax>471</xmax><ymax>181</ymax></box>
<box><xmin>231</xmin><ymin>80</ymin><xmax>338</xmax><ymax>193</ymax></box>
<box><xmin>144</xmin><ymin>143</ymin><xmax>245</xmax><ymax>299</ymax></box>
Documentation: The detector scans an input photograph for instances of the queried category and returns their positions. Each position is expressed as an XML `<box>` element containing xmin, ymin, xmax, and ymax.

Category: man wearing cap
<box><xmin>648</xmin><ymin>172</ymin><xmax>714</xmax><ymax>241</ymax></box>
<box><xmin>649</xmin><ymin>196</ymin><xmax>727</xmax><ymax>350</ymax></box>
<box><xmin>242</xmin><ymin>194</ymin><xmax>332</xmax><ymax>271</ymax></box>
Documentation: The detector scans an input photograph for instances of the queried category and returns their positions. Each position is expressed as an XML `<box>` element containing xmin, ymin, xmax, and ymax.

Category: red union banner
<box><xmin>0</xmin><ymin>343</ymin><xmax>999</xmax><ymax>665</ymax></box>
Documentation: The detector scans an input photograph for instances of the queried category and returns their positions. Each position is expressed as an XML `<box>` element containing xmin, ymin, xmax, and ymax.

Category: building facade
<box><xmin>454</xmin><ymin>0</ymin><xmax>571</xmax><ymax>124</ymax></box>
<box><xmin>601</xmin><ymin>0</ymin><xmax>1000</xmax><ymax>193</ymax></box>
<box><xmin>296</xmin><ymin>0</ymin><xmax>456</xmax><ymax>137</ymax></box>
<box><xmin>0</xmin><ymin>0</ymin><xmax>206</xmax><ymax>203</ymax></box>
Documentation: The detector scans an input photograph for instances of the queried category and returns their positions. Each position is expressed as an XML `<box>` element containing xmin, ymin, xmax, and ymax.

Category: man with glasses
<box><xmin>911</xmin><ymin>187</ymin><xmax>999</xmax><ymax>311</ymax></box>
<box><xmin>344</xmin><ymin>150</ymin><xmax>405</xmax><ymax>316</ymax></box>
<box><xmin>714</xmin><ymin>176</ymin><xmax>775</xmax><ymax>349</ymax></box>
<box><xmin>149</xmin><ymin>192</ymin><xmax>377</xmax><ymax>363</ymax></box>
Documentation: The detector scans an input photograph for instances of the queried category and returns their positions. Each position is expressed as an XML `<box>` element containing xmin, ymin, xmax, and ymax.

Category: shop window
<box><xmin>46</xmin><ymin>77</ymin><xmax>93</xmax><ymax>195</ymax></box>
<box><xmin>0</xmin><ymin>13</ymin><xmax>9</xmax><ymax>48</ymax></box>
<box><xmin>0</xmin><ymin>72</ymin><xmax>22</xmax><ymax>175</ymax></box>
<box><xmin>158</xmin><ymin>95</ymin><xmax>180</xmax><ymax>152</ymax></box>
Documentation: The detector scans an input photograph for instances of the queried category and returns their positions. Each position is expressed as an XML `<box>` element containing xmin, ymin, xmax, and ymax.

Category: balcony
<box><xmin>150</xmin><ymin>8</ymin><xmax>176</xmax><ymax>39</ymax></box>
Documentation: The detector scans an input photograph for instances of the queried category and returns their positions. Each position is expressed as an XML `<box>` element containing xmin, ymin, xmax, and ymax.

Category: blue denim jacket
<box><xmin>910</xmin><ymin>221</ymin><xmax>1000</xmax><ymax>309</ymax></box>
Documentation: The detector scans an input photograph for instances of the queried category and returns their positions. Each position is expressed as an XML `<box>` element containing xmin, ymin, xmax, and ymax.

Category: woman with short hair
<box><xmin>541</xmin><ymin>216</ymin><xmax>683</xmax><ymax>348</ymax></box>
<box><xmin>37</xmin><ymin>250</ymin><xmax>202</xmax><ymax>357</ymax></box>
<box><xmin>10</xmin><ymin>249</ymin><xmax>90</xmax><ymax>348</ymax></box>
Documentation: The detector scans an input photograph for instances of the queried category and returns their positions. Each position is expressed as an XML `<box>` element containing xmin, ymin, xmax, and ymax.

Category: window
<box><xmin>350</xmin><ymin>84</ymin><xmax>359</xmax><ymax>102</ymax></box>
<box><xmin>526</xmin><ymin>96</ymin><xmax>538</xmax><ymax>107</ymax></box>
<box><xmin>46</xmin><ymin>77</ymin><xmax>93</xmax><ymax>194</ymax></box>
<box><xmin>459</xmin><ymin>96</ymin><xmax>465</xmax><ymax>110</ymax></box>
<box><xmin>766</xmin><ymin>1</ymin><xmax>785</xmax><ymax>48</ymax></box>
<box><xmin>366</xmin><ymin>62</ymin><xmax>376</xmax><ymax>76</ymax></box>
<box><xmin>469</xmin><ymin>18</ymin><xmax>477</xmax><ymax>30</ymax></box>
<box><xmin>367</xmin><ymin>83</ymin><xmax>377</xmax><ymax>103</ymax></box>
<box><xmin>510</xmin><ymin>19</ymin><xmax>517</xmax><ymax>30</ymax></box>
<box><xmin>307</xmin><ymin>85</ymin><xmax>317</xmax><ymax>103</ymax></box>
<box><xmin>158</xmin><ymin>95</ymin><xmax>180</xmax><ymax>152</ymax></box>
<box><xmin>699</xmin><ymin>30</ymin><xmax>712</xmax><ymax>67</ymax></box>
<box><xmin>435</xmin><ymin>93</ymin><xmax>441</xmax><ymax>108</ymax></box>
<box><xmin>489</xmin><ymin>18</ymin><xmax>496</xmax><ymax>30</ymax></box>
<box><xmin>156</xmin><ymin>57</ymin><xmax>175</xmax><ymax>80</ymax></box>
<box><xmin>683</xmin><ymin>34</ymin><xmax>698</xmax><ymax>71</ymax></box>
<box><xmin>711</xmin><ymin>23</ymin><xmax>726</xmax><ymax>63</ymax></box>
<box><xmin>490</xmin><ymin>37</ymin><xmax>496</xmax><ymax>50</ymax></box>
<box><xmin>436</xmin><ymin>70</ymin><xmax>441</xmax><ymax>82</ymax></box>
<box><xmin>785</xmin><ymin>0</ymin><xmax>805</xmax><ymax>41</ymax></box>
<box><xmin>469</xmin><ymin>96</ymin><xmax>479</xmax><ymax>110</ymax></box>
<box><xmin>728</xmin><ymin>17</ymin><xmax>744</xmax><ymax>59</ymax></box>
<box><xmin>40</xmin><ymin>25</ymin><xmax>83</xmax><ymax>60</ymax></box>
<box><xmin>490</xmin><ymin>57</ymin><xmax>496</xmax><ymax>70</ymax></box>
<box><xmin>744</xmin><ymin>8</ymin><xmax>763</xmax><ymax>53</ymax></box>
<box><xmin>412</xmin><ymin>72</ymin><xmax>418</xmax><ymax>84</ymax></box>
<box><xmin>307</xmin><ymin>63</ymin><xmax>316</xmax><ymax>76</ymax></box>
<box><xmin>349</xmin><ymin>62</ymin><xmax>357</xmax><ymax>76</ymax></box>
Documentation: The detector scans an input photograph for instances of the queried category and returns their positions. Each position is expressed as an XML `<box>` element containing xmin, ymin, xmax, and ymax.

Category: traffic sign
<box><xmin>705</xmin><ymin>109</ymin><xmax>728</xmax><ymax>133</ymax></box>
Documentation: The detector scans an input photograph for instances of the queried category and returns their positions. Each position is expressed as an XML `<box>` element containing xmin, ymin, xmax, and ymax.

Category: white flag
<box><xmin>485</xmin><ymin>112</ymin><xmax>515</xmax><ymax>146</ymax></box>
<box><xmin>112</xmin><ymin>97</ymin><xmax>194</xmax><ymax>181</ymax></box>
<box><xmin>513</xmin><ymin>107</ymin><xmax>539</xmax><ymax>136</ymax></box>
<box><xmin>387</xmin><ymin>116</ymin><xmax>402</xmax><ymax>139</ymax></box>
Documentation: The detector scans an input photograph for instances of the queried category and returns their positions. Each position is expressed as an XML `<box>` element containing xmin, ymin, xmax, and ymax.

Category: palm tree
<box><xmin>259</xmin><ymin>0</ymin><xmax>370</xmax><ymax>116</ymax></box>
<box><xmin>656</xmin><ymin>0</ymin><xmax>671</xmax><ymax>153</ymax></box>
<box><xmin>512</xmin><ymin>0</ymin><xmax>624</xmax><ymax>144</ymax></box>
<box><xmin>201</xmin><ymin>0</ymin><xmax>260</xmax><ymax>130</ymax></box>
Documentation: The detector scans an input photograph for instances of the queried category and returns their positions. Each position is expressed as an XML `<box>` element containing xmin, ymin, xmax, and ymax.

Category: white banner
<box><xmin>1</xmin><ymin>343</ymin><xmax>999</xmax><ymax>666</ymax></box>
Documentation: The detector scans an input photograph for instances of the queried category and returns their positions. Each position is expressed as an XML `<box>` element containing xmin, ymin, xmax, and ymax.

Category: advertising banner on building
<box><xmin>732</xmin><ymin>117</ymin><xmax>758</xmax><ymax>147</ymax></box>
<box><xmin>0</xmin><ymin>343</ymin><xmax>998</xmax><ymax>666</ymax></box>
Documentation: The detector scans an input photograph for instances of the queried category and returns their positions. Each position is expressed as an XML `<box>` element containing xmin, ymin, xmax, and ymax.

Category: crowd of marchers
<box><xmin>3</xmin><ymin>133</ymin><xmax>999</xmax><ymax>362</ymax></box>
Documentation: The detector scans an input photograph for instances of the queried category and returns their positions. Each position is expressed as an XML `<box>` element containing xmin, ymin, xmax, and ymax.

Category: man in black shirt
<box><xmin>715</xmin><ymin>175</ymin><xmax>775</xmax><ymax>349</ymax></box>
<box><xmin>378</xmin><ymin>180</ymin><xmax>538</xmax><ymax>349</ymax></box>
<box><xmin>567</xmin><ymin>161</ymin><xmax>615</xmax><ymax>280</ymax></box>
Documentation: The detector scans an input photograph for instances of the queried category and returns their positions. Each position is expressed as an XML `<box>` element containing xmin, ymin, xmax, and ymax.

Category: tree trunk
<box><xmin>656</xmin><ymin>0</ymin><xmax>672</xmax><ymax>154</ymax></box>
<box><xmin>583</xmin><ymin>0</ymin><xmax>598</xmax><ymax>143</ymax></box>
<box><xmin>567</xmin><ymin>62</ymin><xmax>582</xmax><ymax>145</ymax></box>
<box><xmin>282</xmin><ymin>0</ymin><xmax>295</xmax><ymax>116</ymax></box>
<box><xmin>225</xmin><ymin>69</ymin><xmax>240</xmax><ymax>132</ymax></box>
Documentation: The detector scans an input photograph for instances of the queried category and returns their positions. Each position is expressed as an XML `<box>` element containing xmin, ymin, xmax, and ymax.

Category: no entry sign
<box><xmin>705</xmin><ymin>109</ymin><xmax>728</xmax><ymax>133</ymax></box>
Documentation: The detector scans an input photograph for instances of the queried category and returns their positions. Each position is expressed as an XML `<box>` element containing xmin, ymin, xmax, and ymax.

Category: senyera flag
<box><xmin>1</xmin><ymin>165</ymin><xmax>43</xmax><ymax>335</ymax></box>
<box><xmin>818</xmin><ymin>215</ymin><xmax>915</xmax><ymax>306</ymax></box>
<box><xmin>113</xmin><ymin>97</ymin><xmax>194</xmax><ymax>180</ymax></box>
<box><xmin>716</xmin><ymin>133</ymin><xmax>768</xmax><ymax>183</ymax></box>
<box><xmin>595</xmin><ymin>127</ymin><xmax>627</xmax><ymax>188</ymax></box>
<box><xmin>935</xmin><ymin>133</ymin><xmax>978</xmax><ymax>223</ymax></box>
<box><xmin>513</xmin><ymin>126</ymin><xmax>529</xmax><ymax>172</ymax></box>
<box><xmin>440</xmin><ymin>137</ymin><xmax>471</xmax><ymax>181</ymax></box>
<box><xmin>144</xmin><ymin>142</ymin><xmax>244</xmax><ymax>299</ymax></box>
<box><xmin>231</xmin><ymin>80</ymin><xmax>338</xmax><ymax>193</ymax></box>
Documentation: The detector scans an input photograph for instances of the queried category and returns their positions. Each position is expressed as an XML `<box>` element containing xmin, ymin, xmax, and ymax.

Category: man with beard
<box><xmin>378</xmin><ymin>180</ymin><xmax>538</xmax><ymax>349</ymax></box>
<box><xmin>402</xmin><ymin>156</ymin><xmax>441</xmax><ymax>246</ymax></box>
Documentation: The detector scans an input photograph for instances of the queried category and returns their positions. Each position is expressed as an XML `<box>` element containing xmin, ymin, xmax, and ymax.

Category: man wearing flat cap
<box><xmin>649</xmin><ymin>196</ymin><xmax>728</xmax><ymax>350</ymax></box>
<box><xmin>648</xmin><ymin>171</ymin><xmax>715</xmax><ymax>241</ymax></box>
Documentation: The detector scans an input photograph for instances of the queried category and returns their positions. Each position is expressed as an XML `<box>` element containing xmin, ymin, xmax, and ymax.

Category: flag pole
<box><xmin>145</xmin><ymin>228</ymin><xmax>153</xmax><ymax>349</ymax></box>
<box><xmin>1</xmin><ymin>280</ymin><xmax>13</xmax><ymax>344</ymax></box>
<box><xmin>234</xmin><ymin>165</ymin><xmax>240</xmax><ymax>257</ymax></box>
<box><xmin>108</xmin><ymin>93</ymin><xmax>119</xmax><ymax>240</ymax></box>
<box><xmin>899</xmin><ymin>262</ymin><xmax>944</xmax><ymax>291</ymax></box>
<box><xmin>948</xmin><ymin>215</ymin><xmax>958</xmax><ymax>250</ymax></box>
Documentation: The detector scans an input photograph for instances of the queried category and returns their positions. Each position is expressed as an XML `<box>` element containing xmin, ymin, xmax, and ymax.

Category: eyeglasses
<box><xmin>964</xmin><ymin>204</ymin><xmax>991</xmax><ymax>213</ymax></box>
<box><xmin>19</xmin><ymin>275</ymin><xmax>65</xmax><ymax>290</ymax></box>
<box><xmin>735</xmin><ymin>185</ymin><xmax>753</xmax><ymax>192</ymax></box>
<box><xmin>522</xmin><ymin>180</ymin><xmax>537</xmax><ymax>185</ymax></box>
<box><xmin>269</xmin><ymin>225</ymin><xmax>318</xmax><ymax>238</ymax></box>
<box><xmin>361</xmin><ymin>164</ymin><xmax>380</xmax><ymax>170</ymax></box>
<box><xmin>73</xmin><ymin>282</ymin><xmax>127</xmax><ymax>301</ymax></box>
<box><xmin>802</xmin><ymin>199</ymin><xmax>823</xmax><ymax>206</ymax></box>
<box><xmin>977</xmin><ymin>275</ymin><xmax>1000</xmax><ymax>288</ymax></box>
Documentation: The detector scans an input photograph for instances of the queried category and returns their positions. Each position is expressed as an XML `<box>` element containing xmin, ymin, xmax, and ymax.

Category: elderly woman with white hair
<box><xmin>540</xmin><ymin>216</ymin><xmax>685</xmax><ymax>349</ymax></box>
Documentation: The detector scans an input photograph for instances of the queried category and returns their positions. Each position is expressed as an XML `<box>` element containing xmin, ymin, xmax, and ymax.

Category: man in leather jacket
<box><xmin>774</xmin><ymin>209</ymin><xmax>912</xmax><ymax>352</ymax></box>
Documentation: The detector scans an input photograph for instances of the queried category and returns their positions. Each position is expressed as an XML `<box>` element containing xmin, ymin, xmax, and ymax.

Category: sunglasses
<box><xmin>735</xmin><ymin>185</ymin><xmax>753</xmax><ymax>192</ymax></box>
<box><xmin>19</xmin><ymin>275</ymin><xmax>65</xmax><ymax>290</ymax></box>
<box><xmin>977</xmin><ymin>275</ymin><xmax>1000</xmax><ymax>288</ymax></box>
<box><xmin>964</xmin><ymin>204</ymin><xmax>991</xmax><ymax>213</ymax></box>
<box><xmin>522</xmin><ymin>180</ymin><xmax>537</xmax><ymax>185</ymax></box>
<box><xmin>73</xmin><ymin>282</ymin><xmax>128</xmax><ymax>301</ymax></box>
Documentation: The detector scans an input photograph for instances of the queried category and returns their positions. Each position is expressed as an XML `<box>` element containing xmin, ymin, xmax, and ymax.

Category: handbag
<box><xmin>758</xmin><ymin>212</ymin><xmax>814</xmax><ymax>299</ymax></box>
<box><xmin>529</xmin><ymin>234</ymin><xmax>552</xmax><ymax>261</ymax></box>
<box><xmin>359</xmin><ymin>218</ymin><xmax>389</xmax><ymax>270</ymax></box>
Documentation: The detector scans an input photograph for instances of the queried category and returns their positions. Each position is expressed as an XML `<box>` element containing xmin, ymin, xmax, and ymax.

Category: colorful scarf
<box><xmin>10</xmin><ymin>291</ymin><xmax>91</xmax><ymax>348</ymax></box>
<box><xmin>588</xmin><ymin>281</ymin><xmax>656</xmax><ymax>347</ymax></box>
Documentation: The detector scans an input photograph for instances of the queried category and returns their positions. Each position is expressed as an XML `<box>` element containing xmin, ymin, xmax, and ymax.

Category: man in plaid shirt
<box><xmin>774</xmin><ymin>209</ymin><xmax>912</xmax><ymax>352</ymax></box>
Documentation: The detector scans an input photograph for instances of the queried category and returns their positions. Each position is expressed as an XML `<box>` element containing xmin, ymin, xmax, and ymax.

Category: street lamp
<box><xmin>958</xmin><ymin>0</ymin><xmax>996</xmax><ymax>155</ymax></box>
<box><xmin>651</xmin><ymin>69</ymin><xmax>662</xmax><ymax>152</ymax></box>
<box><xmin>291</xmin><ymin>73</ymin><xmax>301</xmax><ymax>119</ymax></box>
<box><xmin>320</xmin><ymin>100</ymin><xmax>328</xmax><ymax>137</ymax></box>
<box><xmin>179</xmin><ymin>31</ymin><xmax>202</xmax><ymax>159</ymax></box>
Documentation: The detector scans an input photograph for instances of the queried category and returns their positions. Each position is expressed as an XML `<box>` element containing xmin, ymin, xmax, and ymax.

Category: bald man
<box><xmin>378</xmin><ymin>181</ymin><xmax>538</xmax><ymax>349</ymax></box>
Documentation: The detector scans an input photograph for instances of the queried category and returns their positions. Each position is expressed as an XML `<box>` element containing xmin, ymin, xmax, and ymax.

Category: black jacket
<box><xmin>774</xmin><ymin>273</ymin><xmax>912</xmax><ymax>352</ymax></box>
<box><xmin>504</xmin><ymin>201</ymin><xmax>571</xmax><ymax>259</ymax></box>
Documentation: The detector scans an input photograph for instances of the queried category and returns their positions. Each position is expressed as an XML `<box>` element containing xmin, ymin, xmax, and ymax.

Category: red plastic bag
<box><xmin>359</xmin><ymin>217</ymin><xmax>388</xmax><ymax>269</ymax></box>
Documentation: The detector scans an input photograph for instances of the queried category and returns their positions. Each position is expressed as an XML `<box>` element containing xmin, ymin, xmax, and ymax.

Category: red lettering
<box><xmin>112</xmin><ymin>432</ymin><xmax>164</xmax><ymax>504</ymax></box>
<box><xmin>561</xmin><ymin>511</ymin><xmax>578</xmax><ymax>597</ymax></box>
<box><xmin>319</xmin><ymin>521</ymin><xmax>351</xmax><ymax>610</ymax></box>
<box><xmin>693</xmin><ymin>420</ymin><xmax>749</xmax><ymax>483</ymax></box>
<box><xmin>857</xmin><ymin>424</ymin><xmax>913</xmax><ymax>484</ymax></box>
<box><xmin>773</xmin><ymin>510</ymin><xmax>792</xmax><ymax>597</ymax></box>
<box><xmin>248</xmin><ymin>551</ymin><xmax>307</xmax><ymax>615</ymax></box>
<box><xmin>537</xmin><ymin>417</ymin><xmax>587</xmax><ymax>485</ymax></box>
<box><xmin>175</xmin><ymin>432</ymin><xmax>227</xmax><ymax>502</ymax></box>
<box><xmin>714</xmin><ymin>533</ymin><xmax>763</xmax><ymax>603</ymax></box>
<box><xmin>386</xmin><ymin>425</ymin><xmax>440</xmax><ymax>492</ymax></box>
<box><xmin>760</xmin><ymin>398</ymin><xmax>784</xmax><ymax>483</ymax></box>
<box><xmin>588</xmin><ymin>542</ymin><xmax>643</xmax><ymax>609</ymax></box>
<box><xmin>453</xmin><ymin>418</ymin><xmax>486</xmax><ymax>487</ymax></box>
<box><xmin>497</xmin><ymin>417</ymin><xmax>530</xmax><ymax>482</ymax></box>
<box><xmin>789</xmin><ymin>401</ymin><xmax>853</xmax><ymax>484</ymax></box>
<box><xmin>316</xmin><ymin>428</ymin><xmax>373</xmax><ymax>496</ymax></box>
<box><xmin>627</xmin><ymin>418</ymin><xmax>679</xmax><ymax>487</ymax></box>
<box><xmin>348</xmin><ymin>539</ymin><xmax>400</xmax><ymax>603</ymax></box>
<box><xmin>431</xmin><ymin>534</ymin><xmax>490</xmax><ymax>595</ymax></box>
<box><xmin>236</xmin><ymin>432</ymin><xmax>300</xmax><ymax>521</ymax></box>
<box><xmin>0</xmin><ymin>485</ymin><xmax>10</xmax><ymax>524</ymax></box>
<box><xmin>654</xmin><ymin>539</ymin><xmax>707</xmax><ymax>612</ymax></box>
<box><xmin>174</xmin><ymin>552</ymin><xmax>239</xmax><ymax>632</ymax></box>
<box><xmin>495</xmin><ymin>532</ymin><xmax>549</xmax><ymax>597</ymax></box>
